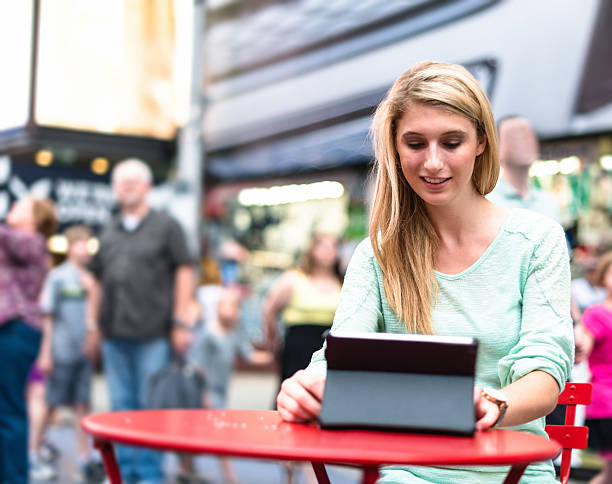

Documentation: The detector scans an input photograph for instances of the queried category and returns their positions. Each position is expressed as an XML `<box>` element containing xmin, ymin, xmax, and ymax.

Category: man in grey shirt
<box><xmin>487</xmin><ymin>116</ymin><xmax>561</xmax><ymax>222</ymax></box>
<box><xmin>87</xmin><ymin>159</ymin><xmax>195</xmax><ymax>484</ymax></box>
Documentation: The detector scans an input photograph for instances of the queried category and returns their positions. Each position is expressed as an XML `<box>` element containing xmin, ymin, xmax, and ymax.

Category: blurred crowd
<box><xmin>0</xmin><ymin>158</ymin><xmax>346</xmax><ymax>484</ymax></box>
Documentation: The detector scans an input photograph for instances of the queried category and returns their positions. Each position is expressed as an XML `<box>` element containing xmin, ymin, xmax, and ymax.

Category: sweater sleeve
<box><xmin>306</xmin><ymin>239</ymin><xmax>384</xmax><ymax>376</ymax></box>
<box><xmin>498</xmin><ymin>222</ymin><xmax>574</xmax><ymax>390</ymax></box>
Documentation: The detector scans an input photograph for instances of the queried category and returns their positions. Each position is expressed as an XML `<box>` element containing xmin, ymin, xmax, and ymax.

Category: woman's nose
<box><xmin>423</xmin><ymin>146</ymin><xmax>444</xmax><ymax>171</ymax></box>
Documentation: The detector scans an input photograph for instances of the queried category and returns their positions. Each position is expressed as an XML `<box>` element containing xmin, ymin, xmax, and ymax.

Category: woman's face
<box><xmin>311</xmin><ymin>235</ymin><xmax>339</xmax><ymax>270</ymax></box>
<box><xmin>6</xmin><ymin>198</ymin><xmax>35</xmax><ymax>230</ymax></box>
<box><xmin>395</xmin><ymin>103</ymin><xmax>486</xmax><ymax>209</ymax></box>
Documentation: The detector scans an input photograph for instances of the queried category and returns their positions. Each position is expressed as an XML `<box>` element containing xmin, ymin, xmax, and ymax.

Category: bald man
<box><xmin>487</xmin><ymin>116</ymin><xmax>561</xmax><ymax>222</ymax></box>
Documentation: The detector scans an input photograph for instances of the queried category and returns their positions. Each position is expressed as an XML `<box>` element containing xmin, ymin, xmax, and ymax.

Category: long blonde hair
<box><xmin>369</xmin><ymin>61</ymin><xmax>500</xmax><ymax>334</ymax></box>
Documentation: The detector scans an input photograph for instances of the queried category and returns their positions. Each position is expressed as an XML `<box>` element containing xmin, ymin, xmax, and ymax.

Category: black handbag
<box><xmin>147</xmin><ymin>358</ymin><xmax>207</xmax><ymax>409</ymax></box>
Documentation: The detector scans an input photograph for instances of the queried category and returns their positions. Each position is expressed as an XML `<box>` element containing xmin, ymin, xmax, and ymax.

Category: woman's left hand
<box><xmin>474</xmin><ymin>387</ymin><xmax>501</xmax><ymax>431</ymax></box>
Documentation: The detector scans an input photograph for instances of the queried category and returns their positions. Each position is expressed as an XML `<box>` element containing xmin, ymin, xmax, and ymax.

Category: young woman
<box><xmin>263</xmin><ymin>233</ymin><xmax>343</xmax><ymax>484</ymax></box>
<box><xmin>276</xmin><ymin>61</ymin><xmax>573</xmax><ymax>483</ymax></box>
<box><xmin>263</xmin><ymin>232</ymin><xmax>342</xmax><ymax>383</ymax></box>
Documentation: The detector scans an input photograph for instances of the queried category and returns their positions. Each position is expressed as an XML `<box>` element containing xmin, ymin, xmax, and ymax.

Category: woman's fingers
<box><xmin>277</xmin><ymin>395</ymin><xmax>314</xmax><ymax>422</ymax></box>
<box><xmin>294</xmin><ymin>369</ymin><xmax>326</xmax><ymax>401</ymax></box>
<box><xmin>474</xmin><ymin>389</ymin><xmax>500</xmax><ymax>431</ymax></box>
<box><xmin>277</xmin><ymin>370</ymin><xmax>326</xmax><ymax>422</ymax></box>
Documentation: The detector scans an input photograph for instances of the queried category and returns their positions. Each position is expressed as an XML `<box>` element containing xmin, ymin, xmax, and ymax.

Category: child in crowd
<box><xmin>34</xmin><ymin>225</ymin><xmax>104</xmax><ymax>483</ymax></box>
<box><xmin>580</xmin><ymin>251</ymin><xmax>612</xmax><ymax>484</ymax></box>
<box><xmin>178</xmin><ymin>288</ymin><xmax>273</xmax><ymax>484</ymax></box>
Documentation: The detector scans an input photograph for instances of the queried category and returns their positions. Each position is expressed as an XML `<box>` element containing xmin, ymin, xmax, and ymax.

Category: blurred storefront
<box><xmin>538</xmin><ymin>135</ymin><xmax>612</xmax><ymax>253</ymax></box>
<box><xmin>202</xmin><ymin>0</ymin><xmax>612</xmax><ymax>277</ymax></box>
<box><xmin>0</xmin><ymin>0</ymin><xmax>191</xmax><ymax>250</ymax></box>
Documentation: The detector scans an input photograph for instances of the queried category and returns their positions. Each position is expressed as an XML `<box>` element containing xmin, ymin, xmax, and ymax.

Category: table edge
<box><xmin>82</xmin><ymin>410</ymin><xmax>562</xmax><ymax>467</ymax></box>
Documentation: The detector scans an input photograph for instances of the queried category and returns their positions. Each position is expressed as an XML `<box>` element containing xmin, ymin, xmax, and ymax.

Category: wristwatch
<box><xmin>481</xmin><ymin>388</ymin><xmax>508</xmax><ymax>427</ymax></box>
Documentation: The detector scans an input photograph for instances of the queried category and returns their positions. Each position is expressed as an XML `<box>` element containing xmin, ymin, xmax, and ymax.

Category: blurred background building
<box><xmin>0</xmin><ymin>0</ymin><xmax>188</xmax><ymax>237</ymax></box>
<box><xmin>2</xmin><ymin>0</ymin><xmax>611</xmax><ymax>260</ymax></box>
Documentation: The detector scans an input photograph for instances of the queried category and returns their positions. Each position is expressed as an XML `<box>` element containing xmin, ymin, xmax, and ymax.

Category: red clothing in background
<box><xmin>582</xmin><ymin>304</ymin><xmax>612</xmax><ymax>419</ymax></box>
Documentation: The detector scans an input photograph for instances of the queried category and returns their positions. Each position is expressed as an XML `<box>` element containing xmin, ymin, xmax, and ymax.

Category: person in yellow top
<box><xmin>263</xmin><ymin>233</ymin><xmax>343</xmax><ymax>384</ymax></box>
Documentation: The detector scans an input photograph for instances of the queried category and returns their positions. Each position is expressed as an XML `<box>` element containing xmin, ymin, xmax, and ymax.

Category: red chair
<box><xmin>545</xmin><ymin>382</ymin><xmax>592</xmax><ymax>484</ymax></box>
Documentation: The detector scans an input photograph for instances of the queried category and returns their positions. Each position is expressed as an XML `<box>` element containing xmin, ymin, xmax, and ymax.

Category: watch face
<box><xmin>484</xmin><ymin>387</ymin><xmax>507</xmax><ymax>403</ymax></box>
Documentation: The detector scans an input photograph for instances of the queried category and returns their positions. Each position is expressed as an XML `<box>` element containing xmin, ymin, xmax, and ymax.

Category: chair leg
<box><xmin>311</xmin><ymin>462</ymin><xmax>331</xmax><ymax>484</ymax></box>
<box><xmin>559</xmin><ymin>448</ymin><xmax>573</xmax><ymax>484</ymax></box>
<box><xmin>93</xmin><ymin>439</ymin><xmax>123</xmax><ymax>484</ymax></box>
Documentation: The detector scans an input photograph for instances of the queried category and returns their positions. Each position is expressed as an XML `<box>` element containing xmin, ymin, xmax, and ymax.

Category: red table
<box><xmin>82</xmin><ymin>409</ymin><xmax>561</xmax><ymax>484</ymax></box>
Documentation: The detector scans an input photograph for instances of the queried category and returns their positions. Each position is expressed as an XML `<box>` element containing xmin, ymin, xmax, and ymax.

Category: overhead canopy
<box><xmin>207</xmin><ymin>116</ymin><xmax>373</xmax><ymax>180</ymax></box>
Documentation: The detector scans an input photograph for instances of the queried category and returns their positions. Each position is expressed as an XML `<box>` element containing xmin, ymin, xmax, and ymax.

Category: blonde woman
<box><xmin>276</xmin><ymin>62</ymin><xmax>573</xmax><ymax>483</ymax></box>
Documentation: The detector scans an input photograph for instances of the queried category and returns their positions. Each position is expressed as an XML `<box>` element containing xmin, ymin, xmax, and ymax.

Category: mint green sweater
<box><xmin>308</xmin><ymin>208</ymin><xmax>574</xmax><ymax>483</ymax></box>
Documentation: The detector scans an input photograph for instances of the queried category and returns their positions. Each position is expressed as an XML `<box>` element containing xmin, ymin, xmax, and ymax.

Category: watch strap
<box><xmin>481</xmin><ymin>389</ymin><xmax>508</xmax><ymax>427</ymax></box>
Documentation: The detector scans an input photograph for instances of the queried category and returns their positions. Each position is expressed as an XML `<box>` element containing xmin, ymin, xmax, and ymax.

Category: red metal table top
<box><xmin>82</xmin><ymin>409</ymin><xmax>560</xmax><ymax>467</ymax></box>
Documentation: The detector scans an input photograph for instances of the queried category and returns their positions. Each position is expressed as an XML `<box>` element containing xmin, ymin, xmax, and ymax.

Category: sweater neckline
<box><xmin>434</xmin><ymin>209</ymin><xmax>514</xmax><ymax>280</ymax></box>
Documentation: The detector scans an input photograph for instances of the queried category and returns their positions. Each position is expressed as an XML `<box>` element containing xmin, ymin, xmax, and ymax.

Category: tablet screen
<box><xmin>319</xmin><ymin>332</ymin><xmax>478</xmax><ymax>434</ymax></box>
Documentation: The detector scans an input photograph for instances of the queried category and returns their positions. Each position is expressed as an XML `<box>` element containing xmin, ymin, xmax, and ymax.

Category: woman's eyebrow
<box><xmin>400</xmin><ymin>129</ymin><xmax>468</xmax><ymax>137</ymax></box>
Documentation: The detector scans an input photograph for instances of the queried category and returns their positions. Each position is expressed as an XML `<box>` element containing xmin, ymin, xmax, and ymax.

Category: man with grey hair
<box><xmin>86</xmin><ymin>158</ymin><xmax>195</xmax><ymax>484</ymax></box>
<box><xmin>487</xmin><ymin>116</ymin><xmax>561</xmax><ymax>222</ymax></box>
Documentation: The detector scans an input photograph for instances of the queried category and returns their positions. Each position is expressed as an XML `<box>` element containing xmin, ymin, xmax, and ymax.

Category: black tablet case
<box><xmin>318</xmin><ymin>332</ymin><xmax>478</xmax><ymax>435</ymax></box>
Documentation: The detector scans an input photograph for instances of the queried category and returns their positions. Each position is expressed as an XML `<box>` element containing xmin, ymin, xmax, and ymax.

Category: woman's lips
<box><xmin>421</xmin><ymin>176</ymin><xmax>451</xmax><ymax>189</ymax></box>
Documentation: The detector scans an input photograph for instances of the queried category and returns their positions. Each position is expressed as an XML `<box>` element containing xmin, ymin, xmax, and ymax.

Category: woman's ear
<box><xmin>476</xmin><ymin>133</ymin><xmax>487</xmax><ymax>156</ymax></box>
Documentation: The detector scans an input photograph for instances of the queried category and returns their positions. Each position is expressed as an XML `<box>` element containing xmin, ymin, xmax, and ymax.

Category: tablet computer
<box><xmin>318</xmin><ymin>332</ymin><xmax>478</xmax><ymax>435</ymax></box>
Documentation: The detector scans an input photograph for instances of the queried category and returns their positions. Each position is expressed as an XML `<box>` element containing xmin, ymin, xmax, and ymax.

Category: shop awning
<box><xmin>207</xmin><ymin>116</ymin><xmax>373</xmax><ymax>180</ymax></box>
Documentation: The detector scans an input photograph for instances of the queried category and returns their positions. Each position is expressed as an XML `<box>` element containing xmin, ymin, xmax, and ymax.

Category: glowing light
<box><xmin>238</xmin><ymin>181</ymin><xmax>345</xmax><ymax>206</ymax></box>
<box><xmin>600</xmin><ymin>155</ymin><xmax>612</xmax><ymax>171</ymax></box>
<box><xmin>559</xmin><ymin>156</ymin><xmax>580</xmax><ymax>175</ymax></box>
<box><xmin>91</xmin><ymin>157</ymin><xmax>109</xmax><ymax>175</ymax></box>
<box><xmin>47</xmin><ymin>235</ymin><xmax>68</xmax><ymax>253</ymax></box>
<box><xmin>529</xmin><ymin>160</ymin><xmax>559</xmax><ymax>178</ymax></box>
<box><xmin>87</xmin><ymin>237</ymin><xmax>100</xmax><ymax>254</ymax></box>
<box><xmin>35</xmin><ymin>150</ymin><xmax>53</xmax><ymax>167</ymax></box>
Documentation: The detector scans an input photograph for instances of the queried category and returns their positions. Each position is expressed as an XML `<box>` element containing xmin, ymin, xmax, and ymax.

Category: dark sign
<box><xmin>0</xmin><ymin>155</ymin><xmax>113</xmax><ymax>230</ymax></box>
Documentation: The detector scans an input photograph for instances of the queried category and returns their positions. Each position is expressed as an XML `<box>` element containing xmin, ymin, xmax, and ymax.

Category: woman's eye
<box><xmin>444</xmin><ymin>141</ymin><xmax>461</xmax><ymax>149</ymax></box>
<box><xmin>406</xmin><ymin>142</ymin><xmax>424</xmax><ymax>149</ymax></box>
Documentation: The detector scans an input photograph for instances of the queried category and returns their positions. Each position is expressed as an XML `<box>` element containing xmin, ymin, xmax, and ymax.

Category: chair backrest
<box><xmin>544</xmin><ymin>382</ymin><xmax>592</xmax><ymax>484</ymax></box>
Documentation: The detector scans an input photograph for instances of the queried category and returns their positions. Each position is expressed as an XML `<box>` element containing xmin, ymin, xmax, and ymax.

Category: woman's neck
<box><xmin>308</xmin><ymin>266</ymin><xmax>335</xmax><ymax>280</ymax></box>
<box><xmin>430</xmin><ymin>198</ymin><xmax>508</xmax><ymax>274</ymax></box>
<box><xmin>427</xmin><ymin>195</ymin><xmax>492</xmax><ymax>244</ymax></box>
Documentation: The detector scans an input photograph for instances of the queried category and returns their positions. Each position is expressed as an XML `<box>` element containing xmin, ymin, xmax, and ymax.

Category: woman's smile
<box><xmin>421</xmin><ymin>176</ymin><xmax>451</xmax><ymax>189</ymax></box>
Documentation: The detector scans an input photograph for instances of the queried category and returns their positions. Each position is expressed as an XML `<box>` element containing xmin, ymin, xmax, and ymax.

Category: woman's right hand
<box><xmin>276</xmin><ymin>370</ymin><xmax>326</xmax><ymax>422</ymax></box>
